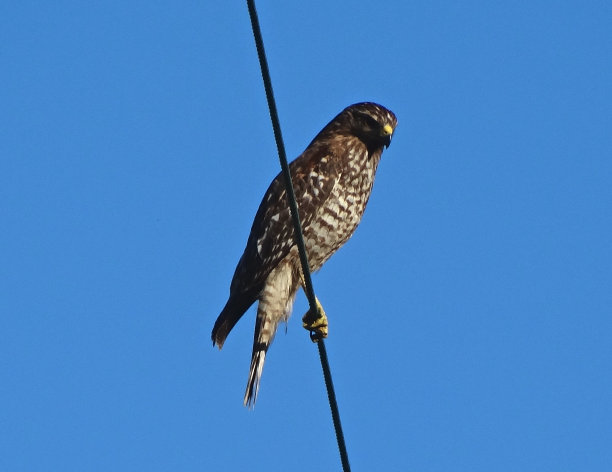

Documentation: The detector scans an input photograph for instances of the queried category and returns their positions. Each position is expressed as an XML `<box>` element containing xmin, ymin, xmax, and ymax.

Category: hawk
<box><xmin>212</xmin><ymin>102</ymin><xmax>397</xmax><ymax>407</ymax></box>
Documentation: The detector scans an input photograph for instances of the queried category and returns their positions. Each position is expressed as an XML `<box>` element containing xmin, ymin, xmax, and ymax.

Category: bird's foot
<box><xmin>302</xmin><ymin>297</ymin><xmax>328</xmax><ymax>342</ymax></box>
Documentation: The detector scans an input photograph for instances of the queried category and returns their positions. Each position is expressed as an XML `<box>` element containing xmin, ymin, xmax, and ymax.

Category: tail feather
<box><xmin>242</xmin><ymin>275</ymin><xmax>298</xmax><ymax>407</ymax></box>
<box><xmin>243</xmin><ymin>310</ymin><xmax>275</xmax><ymax>408</ymax></box>
<box><xmin>244</xmin><ymin>349</ymin><xmax>266</xmax><ymax>407</ymax></box>
<box><xmin>214</xmin><ymin>257</ymin><xmax>298</xmax><ymax>407</ymax></box>
<box><xmin>211</xmin><ymin>292</ymin><xmax>256</xmax><ymax>349</ymax></box>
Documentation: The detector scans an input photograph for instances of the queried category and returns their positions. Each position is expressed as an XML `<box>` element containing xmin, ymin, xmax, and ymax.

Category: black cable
<box><xmin>246</xmin><ymin>1</ymin><xmax>351</xmax><ymax>471</ymax></box>
<box><xmin>245</xmin><ymin>0</ymin><xmax>316</xmax><ymax>310</ymax></box>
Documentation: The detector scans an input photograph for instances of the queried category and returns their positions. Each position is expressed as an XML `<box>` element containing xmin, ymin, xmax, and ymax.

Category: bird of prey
<box><xmin>212</xmin><ymin>102</ymin><xmax>397</xmax><ymax>407</ymax></box>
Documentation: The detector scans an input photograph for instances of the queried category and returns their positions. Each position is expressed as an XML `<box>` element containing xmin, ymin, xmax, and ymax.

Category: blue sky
<box><xmin>2</xmin><ymin>1</ymin><xmax>611</xmax><ymax>470</ymax></box>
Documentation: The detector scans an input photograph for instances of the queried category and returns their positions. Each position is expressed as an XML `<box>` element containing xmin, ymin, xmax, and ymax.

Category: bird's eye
<box><xmin>359</xmin><ymin>113</ymin><xmax>379</xmax><ymax>130</ymax></box>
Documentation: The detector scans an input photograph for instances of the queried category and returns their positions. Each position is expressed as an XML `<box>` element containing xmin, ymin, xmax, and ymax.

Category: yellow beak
<box><xmin>382</xmin><ymin>124</ymin><xmax>394</xmax><ymax>148</ymax></box>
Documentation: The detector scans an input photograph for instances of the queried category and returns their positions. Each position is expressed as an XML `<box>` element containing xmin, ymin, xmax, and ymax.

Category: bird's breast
<box><xmin>303</xmin><ymin>146</ymin><xmax>381</xmax><ymax>270</ymax></box>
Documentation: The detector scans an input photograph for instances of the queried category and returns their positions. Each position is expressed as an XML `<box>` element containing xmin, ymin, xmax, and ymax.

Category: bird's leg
<box><xmin>302</xmin><ymin>296</ymin><xmax>328</xmax><ymax>342</ymax></box>
<box><xmin>297</xmin><ymin>266</ymin><xmax>328</xmax><ymax>341</ymax></box>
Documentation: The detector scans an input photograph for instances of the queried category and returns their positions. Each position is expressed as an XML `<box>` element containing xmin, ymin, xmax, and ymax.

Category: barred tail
<box><xmin>243</xmin><ymin>298</ymin><xmax>283</xmax><ymax>408</ymax></box>
<box><xmin>241</xmin><ymin>259</ymin><xmax>298</xmax><ymax>407</ymax></box>
<box><xmin>244</xmin><ymin>349</ymin><xmax>266</xmax><ymax>407</ymax></box>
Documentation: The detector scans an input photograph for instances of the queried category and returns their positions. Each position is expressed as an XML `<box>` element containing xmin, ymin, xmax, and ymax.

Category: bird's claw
<box><xmin>302</xmin><ymin>298</ymin><xmax>328</xmax><ymax>342</ymax></box>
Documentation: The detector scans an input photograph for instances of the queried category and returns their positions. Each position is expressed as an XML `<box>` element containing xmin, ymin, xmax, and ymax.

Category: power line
<box><xmin>245</xmin><ymin>1</ymin><xmax>351</xmax><ymax>470</ymax></box>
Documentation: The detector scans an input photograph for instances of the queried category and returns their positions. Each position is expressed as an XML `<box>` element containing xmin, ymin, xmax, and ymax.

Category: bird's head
<box><xmin>344</xmin><ymin>102</ymin><xmax>397</xmax><ymax>150</ymax></box>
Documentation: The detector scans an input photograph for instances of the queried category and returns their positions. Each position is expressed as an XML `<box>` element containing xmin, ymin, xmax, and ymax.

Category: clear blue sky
<box><xmin>2</xmin><ymin>1</ymin><xmax>611</xmax><ymax>471</ymax></box>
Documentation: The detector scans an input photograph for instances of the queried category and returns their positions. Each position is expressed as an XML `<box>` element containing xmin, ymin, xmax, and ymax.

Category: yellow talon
<box><xmin>302</xmin><ymin>297</ymin><xmax>328</xmax><ymax>342</ymax></box>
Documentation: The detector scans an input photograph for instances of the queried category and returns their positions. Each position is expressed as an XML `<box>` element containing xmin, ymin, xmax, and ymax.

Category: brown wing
<box><xmin>230</xmin><ymin>143</ymin><xmax>341</xmax><ymax>296</ymax></box>
<box><xmin>211</xmin><ymin>144</ymin><xmax>340</xmax><ymax>348</ymax></box>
